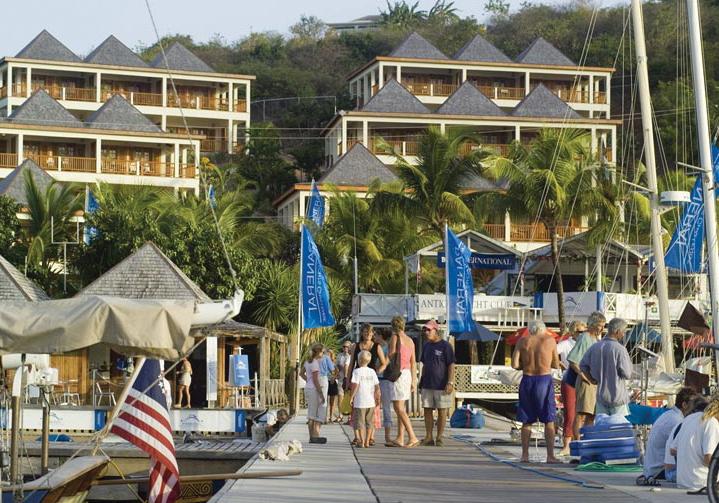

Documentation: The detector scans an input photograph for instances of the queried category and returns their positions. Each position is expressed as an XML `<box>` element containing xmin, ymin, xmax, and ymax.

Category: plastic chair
<box><xmin>60</xmin><ymin>380</ymin><xmax>81</xmax><ymax>406</ymax></box>
<box><xmin>95</xmin><ymin>381</ymin><xmax>116</xmax><ymax>406</ymax></box>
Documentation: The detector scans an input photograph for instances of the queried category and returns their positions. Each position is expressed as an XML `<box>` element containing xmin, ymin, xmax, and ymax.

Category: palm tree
<box><xmin>479</xmin><ymin>128</ymin><xmax>615</xmax><ymax>331</ymax></box>
<box><xmin>427</xmin><ymin>1</ymin><xmax>459</xmax><ymax>24</ymax></box>
<box><xmin>371</xmin><ymin>126</ymin><xmax>491</xmax><ymax>238</ymax></box>
<box><xmin>21</xmin><ymin>171</ymin><xmax>83</xmax><ymax>293</ymax></box>
<box><xmin>380</xmin><ymin>1</ymin><xmax>427</xmax><ymax>27</ymax></box>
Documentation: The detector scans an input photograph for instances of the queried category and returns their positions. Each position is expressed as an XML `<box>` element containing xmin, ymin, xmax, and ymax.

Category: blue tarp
<box><xmin>455</xmin><ymin>322</ymin><xmax>500</xmax><ymax>342</ymax></box>
<box><xmin>624</xmin><ymin>323</ymin><xmax>662</xmax><ymax>344</ymax></box>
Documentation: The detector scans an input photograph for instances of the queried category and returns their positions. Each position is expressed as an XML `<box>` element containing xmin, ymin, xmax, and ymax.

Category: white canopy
<box><xmin>1</xmin><ymin>295</ymin><xmax>201</xmax><ymax>360</ymax></box>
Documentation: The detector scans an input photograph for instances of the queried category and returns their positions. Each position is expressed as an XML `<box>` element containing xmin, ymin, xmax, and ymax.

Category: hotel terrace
<box><xmin>277</xmin><ymin>32</ymin><xmax>618</xmax><ymax>246</ymax></box>
<box><xmin>0</xmin><ymin>30</ymin><xmax>255</xmax><ymax>192</ymax></box>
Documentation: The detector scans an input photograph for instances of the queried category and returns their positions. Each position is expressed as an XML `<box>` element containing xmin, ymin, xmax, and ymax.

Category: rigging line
<box><xmin>144</xmin><ymin>0</ymin><xmax>237</xmax><ymax>285</ymax></box>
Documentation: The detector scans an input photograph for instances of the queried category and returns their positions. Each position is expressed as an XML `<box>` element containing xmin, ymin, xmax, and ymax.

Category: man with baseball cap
<box><xmin>419</xmin><ymin>319</ymin><xmax>455</xmax><ymax>446</ymax></box>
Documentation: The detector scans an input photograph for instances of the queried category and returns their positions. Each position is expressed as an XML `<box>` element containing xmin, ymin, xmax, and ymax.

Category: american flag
<box><xmin>110</xmin><ymin>359</ymin><xmax>180</xmax><ymax>503</ymax></box>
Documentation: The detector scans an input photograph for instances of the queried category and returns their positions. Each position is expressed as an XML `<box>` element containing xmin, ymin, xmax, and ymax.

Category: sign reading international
<box><xmin>437</xmin><ymin>252</ymin><xmax>516</xmax><ymax>270</ymax></box>
<box><xmin>446</xmin><ymin>228</ymin><xmax>475</xmax><ymax>334</ymax></box>
<box><xmin>301</xmin><ymin>226</ymin><xmax>336</xmax><ymax>329</ymax></box>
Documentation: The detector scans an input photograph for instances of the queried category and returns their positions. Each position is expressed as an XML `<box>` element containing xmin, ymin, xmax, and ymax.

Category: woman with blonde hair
<box><xmin>300</xmin><ymin>343</ymin><xmax>327</xmax><ymax>444</ymax></box>
<box><xmin>387</xmin><ymin>316</ymin><xmax>419</xmax><ymax>448</ymax></box>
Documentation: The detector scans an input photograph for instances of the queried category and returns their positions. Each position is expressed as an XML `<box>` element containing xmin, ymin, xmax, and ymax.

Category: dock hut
<box><xmin>76</xmin><ymin>241</ymin><xmax>287</xmax><ymax>409</ymax></box>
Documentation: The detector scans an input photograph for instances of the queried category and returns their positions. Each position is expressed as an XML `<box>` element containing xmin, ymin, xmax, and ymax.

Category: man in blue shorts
<box><xmin>511</xmin><ymin>320</ymin><xmax>560</xmax><ymax>463</ymax></box>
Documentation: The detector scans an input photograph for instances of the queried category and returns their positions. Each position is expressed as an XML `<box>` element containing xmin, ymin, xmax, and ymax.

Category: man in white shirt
<box><xmin>641</xmin><ymin>387</ymin><xmax>696</xmax><ymax>479</ymax></box>
<box><xmin>674</xmin><ymin>396</ymin><xmax>719</xmax><ymax>492</ymax></box>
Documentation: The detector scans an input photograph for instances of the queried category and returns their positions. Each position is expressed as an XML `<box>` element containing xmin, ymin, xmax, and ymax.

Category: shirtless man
<box><xmin>512</xmin><ymin>320</ymin><xmax>560</xmax><ymax>463</ymax></box>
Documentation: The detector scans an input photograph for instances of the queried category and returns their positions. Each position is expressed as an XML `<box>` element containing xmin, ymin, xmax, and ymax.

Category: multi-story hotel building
<box><xmin>0</xmin><ymin>30</ymin><xmax>254</xmax><ymax>193</ymax></box>
<box><xmin>276</xmin><ymin>32</ymin><xmax>618</xmax><ymax>246</ymax></box>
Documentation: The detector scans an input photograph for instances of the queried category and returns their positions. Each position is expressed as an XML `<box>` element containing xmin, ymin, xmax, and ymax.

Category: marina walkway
<box><xmin>213</xmin><ymin>414</ymin><xmax>701</xmax><ymax>503</ymax></box>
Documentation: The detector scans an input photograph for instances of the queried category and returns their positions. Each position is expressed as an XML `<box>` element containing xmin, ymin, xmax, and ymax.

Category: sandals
<box><xmin>369</xmin><ymin>439</ymin><xmax>375</xmax><ymax>446</ymax></box>
<box><xmin>404</xmin><ymin>439</ymin><xmax>421</xmax><ymax>449</ymax></box>
<box><xmin>384</xmin><ymin>440</ymin><xmax>402</xmax><ymax>447</ymax></box>
<box><xmin>635</xmin><ymin>475</ymin><xmax>661</xmax><ymax>487</ymax></box>
<box><xmin>687</xmin><ymin>487</ymin><xmax>708</xmax><ymax>495</ymax></box>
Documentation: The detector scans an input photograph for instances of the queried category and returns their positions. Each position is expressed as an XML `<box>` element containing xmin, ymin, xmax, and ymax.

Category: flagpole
<box><xmin>293</xmin><ymin>224</ymin><xmax>304</xmax><ymax>415</ymax></box>
<box><xmin>445</xmin><ymin>222</ymin><xmax>451</xmax><ymax>340</ymax></box>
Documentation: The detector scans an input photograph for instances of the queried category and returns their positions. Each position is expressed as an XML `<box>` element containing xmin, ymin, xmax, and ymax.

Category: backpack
<box><xmin>383</xmin><ymin>335</ymin><xmax>402</xmax><ymax>382</ymax></box>
<box><xmin>450</xmin><ymin>405</ymin><xmax>485</xmax><ymax>429</ymax></box>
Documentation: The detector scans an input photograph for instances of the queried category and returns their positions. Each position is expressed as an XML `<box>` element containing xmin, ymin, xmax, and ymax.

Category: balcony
<box><xmin>482</xmin><ymin>223</ymin><xmax>588</xmax><ymax>242</ymax></box>
<box><xmin>168</xmin><ymin>94</ymin><xmax>232</xmax><ymax>112</ymax></box>
<box><xmin>475</xmin><ymin>85</ymin><xmax>526</xmax><ymax>100</ymax></box>
<box><xmin>22</xmin><ymin>154</ymin><xmax>196</xmax><ymax>179</ymax></box>
<box><xmin>458</xmin><ymin>143</ymin><xmax>510</xmax><ymax>157</ymax></box>
<box><xmin>403</xmin><ymin>81</ymin><xmax>457</xmax><ymax>97</ymax></box>
<box><xmin>28</xmin><ymin>154</ymin><xmax>95</xmax><ymax>173</ymax></box>
<box><xmin>0</xmin><ymin>153</ymin><xmax>18</xmax><ymax>168</ymax></box>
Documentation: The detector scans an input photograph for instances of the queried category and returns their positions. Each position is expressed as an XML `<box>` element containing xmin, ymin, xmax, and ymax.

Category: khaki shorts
<box><xmin>353</xmin><ymin>407</ymin><xmax>374</xmax><ymax>429</ymax></box>
<box><xmin>421</xmin><ymin>389</ymin><xmax>453</xmax><ymax>409</ymax></box>
<box><xmin>575</xmin><ymin>378</ymin><xmax>597</xmax><ymax>415</ymax></box>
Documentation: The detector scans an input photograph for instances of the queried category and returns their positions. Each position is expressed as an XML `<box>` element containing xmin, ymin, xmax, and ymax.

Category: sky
<box><xmin>0</xmin><ymin>0</ymin><xmax>545</xmax><ymax>56</ymax></box>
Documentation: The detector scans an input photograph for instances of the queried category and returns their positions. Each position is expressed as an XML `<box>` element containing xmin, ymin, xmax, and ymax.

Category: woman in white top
<box><xmin>300</xmin><ymin>343</ymin><xmax>327</xmax><ymax>444</ymax></box>
<box><xmin>174</xmin><ymin>357</ymin><xmax>192</xmax><ymax>408</ymax></box>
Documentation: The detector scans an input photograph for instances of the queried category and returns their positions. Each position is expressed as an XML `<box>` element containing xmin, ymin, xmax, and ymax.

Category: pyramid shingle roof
<box><xmin>512</xmin><ymin>84</ymin><xmax>582</xmax><ymax>119</ymax></box>
<box><xmin>516</xmin><ymin>37</ymin><xmax>575</xmax><ymax>66</ymax></box>
<box><xmin>150</xmin><ymin>42</ymin><xmax>214</xmax><ymax>73</ymax></box>
<box><xmin>0</xmin><ymin>159</ymin><xmax>56</xmax><ymax>206</ymax></box>
<box><xmin>78</xmin><ymin>242</ymin><xmax>210</xmax><ymax>301</ymax></box>
<box><xmin>15</xmin><ymin>30</ymin><xmax>81</xmax><ymax>63</ymax></box>
<box><xmin>7</xmin><ymin>90</ymin><xmax>82</xmax><ymax>128</ymax></box>
<box><xmin>361</xmin><ymin>79</ymin><xmax>431</xmax><ymax>114</ymax></box>
<box><xmin>0</xmin><ymin>255</ymin><xmax>49</xmax><ymax>301</ymax></box>
<box><xmin>453</xmin><ymin>35</ymin><xmax>512</xmax><ymax>63</ymax></box>
<box><xmin>319</xmin><ymin>143</ymin><xmax>396</xmax><ymax>186</ymax></box>
<box><xmin>85</xmin><ymin>35</ymin><xmax>148</xmax><ymax>68</ymax></box>
<box><xmin>436</xmin><ymin>82</ymin><xmax>507</xmax><ymax>116</ymax></box>
<box><xmin>86</xmin><ymin>95</ymin><xmax>160</xmax><ymax>132</ymax></box>
<box><xmin>389</xmin><ymin>32</ymin><xmax>448</xmax><ymax>60</ymax></box>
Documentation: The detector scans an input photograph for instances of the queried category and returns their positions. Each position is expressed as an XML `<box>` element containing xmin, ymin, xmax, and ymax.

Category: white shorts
<box><xmin>421</xmin><ymin>389</ymin><xmax>452</xmax><ymax>409</ymax></box>
<box><xmin>391</xmin><ymin>369</ymin><xmax>411</xmax><ymax>402</ymax></box>
<box><xmin>180</xmin><ymin>374</ymin><xmax>191</xmax><ymax>386</ymax></box>
<box><xmin>305</xmin><ymin>387</ymin><xmax>327</xmax><ymax>423</ymax></box>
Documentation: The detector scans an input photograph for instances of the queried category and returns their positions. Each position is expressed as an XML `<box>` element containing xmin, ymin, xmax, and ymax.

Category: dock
<box><xmin>213</xmin><ymin>414</ymin><xmax>702</xmax><ymax>503</ymax></box>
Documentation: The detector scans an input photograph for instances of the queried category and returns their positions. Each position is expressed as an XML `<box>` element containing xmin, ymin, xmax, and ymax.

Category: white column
<box><xmin>396</xmin><ymin>65</ymin><xmax>402</xmax><ymax>83</ymax></box>
<box><xmin>95</xmin><ymin>139</ymin><xmax>102</xmax><ymax>173</ymax></box>
<box><xmin>461</xmin><ymin>68</ymin><xmax>467</xmax><ymax>83</ymax></box>
<box><xmin>589</xmin><ymin>75</ymin><xmax>594</xmax><ymax>104</ymax></box>
<box><xmin>26</xmin><ymin>67</ymin><xmax>31</xmax><ymax>97</ymax></box>
<box><xmin>504</xmin><ymin>211</ymin><xmax>511</xmax><ymax>242</ymax></box>
<box><xmin>514</xmin><ymin>125</ymin><xmax>521</xmax><ymax>142</ymax></box>
<box><xmin>227</xmin><ymin>119</ymin><xmax>233</xmax><ymax>153</ymax></box>
<box><xmin>370</xmin><ymin>71</ymin><xmax>376</xmax><ymax>101</ymax></box>
<box><xmin>194</xmin><ymin>142</ymin><xmax>200</xmax><ymax>175</ymax></box>
<box><xmin>161</xmin><ymin>115</ymin><xmax>167</xmax><ymax>131</ymax></box>
<box><xmin>591</xmin><ymin>128</ymin><xmax>597</xmax><ymax>158</ymax></box>
<box><xmin>162</xmin><ymin>77</ymin><xmax>167</xmax><ymax>107</ymax></box>
<box><xmin>525</xmin><ymin>71</ymin><xmax>531</xmax><ymax>95</ymax></box>
<box><xmin>439</xmin><ymin>123</ymin><xmax>446</xmax><ymax>134</ymax></box>
<box><xmin>362</xmin><ymin>121</ymin><xmax>368</xmax><ymax>147</ymax></box>
<box><xmin>228</xmin><ymin>82</ymin><xmax>234</xmax><ymax>112</ymax></box>
<box><xmin>299</xmin><ymin>192</ymin><xmax>306</xmax><ymax>221</ymax></box>
<box><xmin>7</xmin><ymin>65</ymin><xmax>12</xmax><ymax>98</ymax></box>
<box><xmin>378</xmin><ymin>64</ymin><xmax>384</xmax><ymax>86</ymax></box>
<box><xmin>96</xmin><ymin>72</ymin><xmax>102</xmax><ymax>102</ymax></box>
<box><xmin>16</xmin><ymin>134</ymin><xmax>23</xmax><ymax>162</ymax></box>
<box><xmin>245</xmin><ymin>83</ymin><xmax>250</xmax><ymax>117</ymax></box>
<box><xmin>173</xmin><ymin>143</ymin><xmax>180</xmax><ymax>176</ymax></box>
<box><xmin>605</xmin><ymin>75</ymin><xmax>611</xmax><ymax>112</ymax></box>
<box><xmin>341</xmin><ymin>119</ymin><xmax>347</xmax><ymax>155</ymax></box>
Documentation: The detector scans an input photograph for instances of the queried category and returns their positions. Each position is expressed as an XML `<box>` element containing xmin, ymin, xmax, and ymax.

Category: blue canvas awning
<box><xmin>624</xmin><ymin>322</ymin><xmax>661</xmax><ymax>344</ymax></box>
<box><xmin>455</xmin><ymin>322</ymin><xmax>500</xmax><ymax>342</ymax></box>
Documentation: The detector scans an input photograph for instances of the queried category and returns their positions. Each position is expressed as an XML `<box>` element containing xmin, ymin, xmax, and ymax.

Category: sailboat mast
<box><xmin>686</xmin><ymin>0</ymin><xmax>719</xmax><ymax>370</ymax></box>
<box><xmin>630</xmin><ymin>0</ymin><xmax>675</xmax><ymax>372</ymax></box>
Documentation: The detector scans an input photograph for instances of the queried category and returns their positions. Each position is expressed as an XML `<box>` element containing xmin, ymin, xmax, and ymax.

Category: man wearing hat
<box><xmin>419</xmin><ymin>319</ymin><xmax>455</xmax><ymax>446</ymax></box>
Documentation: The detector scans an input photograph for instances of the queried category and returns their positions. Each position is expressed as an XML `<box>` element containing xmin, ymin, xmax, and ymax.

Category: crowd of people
<box><xmin>512</xmin><ymin>312</ymin><xmax>719</xmax><ymax>493</ymax></box>
<box><xmin>301</xmin><ymin>316</ymin><xmax>455</xmax><ymax>449</ymax></box>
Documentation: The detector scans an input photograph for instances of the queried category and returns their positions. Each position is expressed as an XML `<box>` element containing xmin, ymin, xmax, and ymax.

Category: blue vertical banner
<box><xmin>665</xmin><ymin>146</ymin><xmax>719</xmax><ymax>273</ymax></box>
<box><xmin>84</xmin><ymin>189</ymin><xmax>99</xmax><ymax>245</ymax></box>
<box><xmin>446</xmin><ymin>227</ymin><xmax>475</xmax><ymax>334</ymax></box>
<box><xmin>301</xmin><ymin>226</ymin><xmax>335</xmax><ymax>329</ymax></box>
<box><xmin>230</xmin><ymin>353</ymin><xmax>250</xmax><ymax>387</ymax></box>
<box><xmin>306</xmin><ymin>180</ymin><xmax>325</xmax><ymax>227</ymax></box>
<box><xmin>208</xmin><ymin>184</ymin><xmax>217</xmax><ymax>209</ymax></box>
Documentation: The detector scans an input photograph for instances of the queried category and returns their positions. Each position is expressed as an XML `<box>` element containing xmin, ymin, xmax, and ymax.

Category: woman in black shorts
<box><xmin>326</xmin><ymin>349</ymin><xmax>341</xmax><ymax>422</ymax></box>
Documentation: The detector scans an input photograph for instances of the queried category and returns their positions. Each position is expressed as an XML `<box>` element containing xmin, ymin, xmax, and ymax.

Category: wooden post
<box><xmin>41</xmin><ymin>390</ymin><xmax>50</xmax><ymax>474</ymax></box>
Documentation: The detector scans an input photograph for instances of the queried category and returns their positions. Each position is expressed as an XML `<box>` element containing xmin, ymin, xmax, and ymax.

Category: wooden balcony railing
<box><xmin>234</xmin><ymin>99</ymin><xmax>247</xmax><ymax>112</ymax></box>
<box><xmin>200</xmin><ymin>138</ymin><xmax>228</xmax><ymax>152</ymax></box>
<box><xmin>168</xmin><ymin>94</ymin><xmax>231</xmax><ymax>111</ymax></box>
<box><xmin>475</xmin><ymin>85</ymin><xmax>526</xmax><ymax>100</ymax></box>
<box><xmin>370</xmin><ymin>138</ymin><xmax>420</xmax><ymax>157</ymax></box>
<box><xmin>482</xmin><ymin>223</ymin><xmax>589</xmax><ymax>242</ymax></box>
<box><xmin>180</xmin><ymin>164</ymin><xmax>196</xmax><ymax>178</ymax></box>
<box><xmin>404</xmin><ymin>81</ymin><xmax>457</xmax><ymax>97</ymax></box>
<box><xmin>594</xmin><ymin>91</ymin><xmax>608</xmax><ymax>104</ymax></box>
<box><xmin>458</xmin><ymin>143</ymin><xmax>510</xmax><ymax>156</ymax></box>
<box><xmin>129</xmin><ymin>91</ymin><xmax>163</xmax><ymax>107</ymax></box>
<box><xmin>0</xmin><ymin>87</ymin><xmax>7</xmax><ymax>99</ymax></box>
<box><xmin>0</xmin><ymin>153</ymin><xmax>18</xmax><ymax>168</ymax></box>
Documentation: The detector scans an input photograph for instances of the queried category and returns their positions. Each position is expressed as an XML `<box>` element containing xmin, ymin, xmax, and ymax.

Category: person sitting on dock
<box><xmin>640</xmin><ymin>387</ymin><xmax>696</xmax><ymax>482</ymax></box>
<box><xmin>670</xmin><ymin>395</ymin><xmax>718</xmax><ymax>493</ymax></box>
<box><xmin>419</xmin><ymin>319</ymin><xmax>455</xmax><ymax>447</ymax></box>
<box><xmin>578</xmin><ymin>318</ymin><xmax>632</xmax><ymax>417</ymax></box>
<box><xmin>567</xmin><ymin>312</ymin><xmax>606</xmax><ymax>438</ymax></box>
<box><xmin>511</xmin><ymin>320</ymin><xmax>560</xmax><ymax>463</ymax></box>
<box><xmin>350</xmin><ymin>350</ymin><xmax>381</xmax><ymax>448</ymax></box>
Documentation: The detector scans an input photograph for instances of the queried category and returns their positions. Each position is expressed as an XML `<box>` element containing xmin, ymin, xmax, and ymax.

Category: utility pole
<box><xmin>631</xmin><ymin>0</ymin><xmax>675</xmax><ymax>372</ymax></box>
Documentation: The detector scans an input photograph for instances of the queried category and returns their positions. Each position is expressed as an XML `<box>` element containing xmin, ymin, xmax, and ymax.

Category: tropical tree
<box><xmin>0</xmin><ymin>195</ymin><xmax>20</xmax><ymax>261</ymax></box>
<box><xmin>371</xmin><ymin>126</ymin><xmax>490</xmax><ymax>238</ymax></box>
<box><xmin>479</xmin><ymin>128</ymin><xmax>615</xmax><ymax>330</ymax></box>
<box><xmin>427</xmin><ymin>0</ymin><xmax>459</xmax><ymax>24</ymax></box>
<box><xmin>379</xmin><ymin>1</ymin><xmax>427</xmax><ymax>27</ymax></box>
<box><xmin>19</xmin><ymin>172</ymin><xmax>83</xmax><ymax>293</ymax></box>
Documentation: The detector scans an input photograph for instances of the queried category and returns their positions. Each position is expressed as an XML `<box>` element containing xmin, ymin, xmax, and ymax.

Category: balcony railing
<box><xmin>458</xmin><ymin>143</ymin><xmax>510</xmax><ymax>156</ymax></box>
<box><xmin>370</xmin><ymin>138</ymin><xmax>420</xmax><ymax>157</ymax></box>
<box><xmin>475</xmin><ymin>85</ymin><xmax>526</xmax><ymax>100</ymax></box>
<box><xmin>168</xmin><ymin>94</ymin><xmax>232</xmax><ymax>111</ymax></box>
<box><xmin>404</xmin><ymin>81</ymin><xmax>457</xmax><ymax>97</ymax></box>
<box><xmin>234</xmin><ymin>99</ymin><xmax>248</xmax><ymax>112</ymax></box>
<box><xmin>26</xmin><ymin>154</ymin><xmax>96</xmax><ymax>173</ymax></box>
<box><xmin>0</xmin><ymin>153</ymin><xmax>18</xmax><ymax>168</ymax></box>
<box><xmin>482</xmin><ymin>223</ymin><xmax>588</xmax><ymax>242</ymax></box>
<box><xmin>200</xmin><ymin>138</ymin><xmax>228</xmax><ymax>152</ymax></box>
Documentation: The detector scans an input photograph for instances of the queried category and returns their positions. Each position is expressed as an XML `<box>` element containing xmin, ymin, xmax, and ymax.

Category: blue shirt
<box><xmin>419</xmin><ymin>340</ymin><xmax>455</xmax><ymax>390</ymax></box>
<box><xmin>319</xmin><ymin>355</ymin><xmax>335</xmax><ymax>377</ymax></box>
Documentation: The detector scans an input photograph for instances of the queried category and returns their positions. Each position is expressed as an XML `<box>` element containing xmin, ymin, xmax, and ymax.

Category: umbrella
<box><xmin>455</xmin><ymin>322</ymin><xmax>500</xmax><ymax>342</ymax></box>
<box><xmin>505</xmin><ymin>326</ymin><xmax>560</xmax><ymax>345</ymax></box>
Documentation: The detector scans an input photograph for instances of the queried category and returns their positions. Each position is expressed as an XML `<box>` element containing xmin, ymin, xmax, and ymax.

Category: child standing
<box><xmin>350</xmin><ymin>350</ymin><xmax>380</xmax><ymax>448</ymax></box>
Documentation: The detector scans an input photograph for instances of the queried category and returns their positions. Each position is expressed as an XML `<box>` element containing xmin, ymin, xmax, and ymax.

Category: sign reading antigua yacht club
<box><xmin>436</xmin><ymin>252</ymin><xmax>516</xmax><ymax>270</ymax></box>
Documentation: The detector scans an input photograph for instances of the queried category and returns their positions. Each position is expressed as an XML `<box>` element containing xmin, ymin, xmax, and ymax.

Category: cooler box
<box><xmin>579</xmin><ymin>423</ymin><xmax>634</xmax><ymax>440</ymax></box>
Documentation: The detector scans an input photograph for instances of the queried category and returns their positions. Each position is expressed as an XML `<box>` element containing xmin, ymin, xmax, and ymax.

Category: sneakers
<box><xmin>309</xmin><ymin>437</ymin><xmax>327</xmax><ymax>444</ymax></box>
